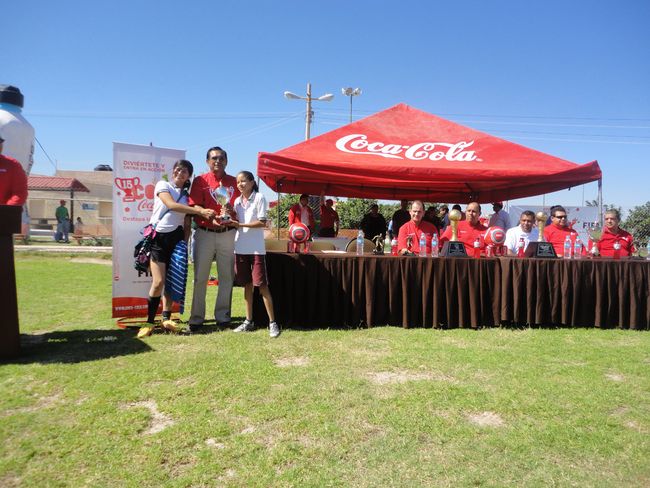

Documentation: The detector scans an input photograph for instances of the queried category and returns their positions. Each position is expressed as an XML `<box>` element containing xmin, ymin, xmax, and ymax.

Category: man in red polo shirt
<box><xmin>318</xmin><ymin>193</ymin><xmax>339</xmax><ymax>237</ymax></box>
<box><xmin>397</xmin><ymin>200</ymin><xmax>438</xmax><ymax>255</ymax></box>
<box><xmin>543</xmin><ymin>205</ymin><xmax>580</xmax><ymax>256</ymax></box>
<box><xmin>440</xmin><ymin>201</ymin><xmax>487</xmax><ymax>254</ymax></box>
<box><xmin>188</xmin><ymin>146</ymin><xmax>240</xmax><ymax>331</ymax></box>
<box><xmin>588</xmin><ymin>209</ymin><xmax>635</xmax><ymax>257</ymax></box>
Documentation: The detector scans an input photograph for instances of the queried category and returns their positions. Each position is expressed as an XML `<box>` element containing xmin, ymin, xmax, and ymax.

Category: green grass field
<box><xmin>2</xmin><ymin>254</ymin><xmax>649</xmax><ymax>487</ymax></box>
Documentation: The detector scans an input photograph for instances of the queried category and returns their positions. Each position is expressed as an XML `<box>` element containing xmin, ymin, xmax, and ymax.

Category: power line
<box><xmin>26</xmin><ymin>111</ymin><xmax>301</xmax><ymax>120</ymax></box>
<box><xmin>34</xmin><ymin>136</ymin><xmax>57</xmax><ymax>170</ymax></box>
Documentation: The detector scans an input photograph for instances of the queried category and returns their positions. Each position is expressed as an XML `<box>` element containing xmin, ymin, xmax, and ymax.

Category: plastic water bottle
<box><xmin>563</xmin><ymin>235</ymin><xmax>572</xmax><ymax>259</ymax></box>
<box><xmin>0</xmin><ymin>85</ymin><xmax>35</xmax><ymax>175</ymax></box>
<box><xmin>356</xmin><ymin>230</ymin><xmax>364</xmax><ymax>256</ymax></box>
<box><xmin>431</xmin><ymin>233</ymin><xmax>439</xmax><ymax>257</ymax></box>
<box><xmin>391</xmin><ymin>238</ymin><xmax>398</xmax><ymax>256</ymax></box>
<box><xmin>517</xmin><ymin>237</ymin><xmax>525</xmax><ymax>258</ymax></box>
<box><xmin>419</xmin><ymin>233</ymin><xmax>427</xmax><ymax>257</ymax></box>
<box><xmin>573</xmin><ymin>238</ymin><xmax>583</xmax><ymax>259</ymax></box>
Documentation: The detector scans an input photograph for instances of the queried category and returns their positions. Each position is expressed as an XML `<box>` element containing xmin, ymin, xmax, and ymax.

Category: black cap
<box><xmin>0</xmin><ymin>85</ymin><xmax>25</xmax><ymax>107</ymax></box>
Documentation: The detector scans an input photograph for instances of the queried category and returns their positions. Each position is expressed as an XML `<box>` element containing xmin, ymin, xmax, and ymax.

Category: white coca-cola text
<box><xmin>335</xmin><ymin>134</ymin><xmax>479</xmax><ymax>162</ymax></box>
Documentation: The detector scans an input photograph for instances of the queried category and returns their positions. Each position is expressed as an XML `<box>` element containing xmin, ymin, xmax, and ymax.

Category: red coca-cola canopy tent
<box><xmin>257</xmin><ymin>103</ymin><xmax>602</xmax><ymax>203</ymax></box>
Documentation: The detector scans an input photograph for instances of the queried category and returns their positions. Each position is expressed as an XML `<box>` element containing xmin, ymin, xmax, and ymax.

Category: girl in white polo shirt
<box><xmin>228</xmin><ymin>171</ymin><xmax>280</xmax><ymax>338</ymax></box>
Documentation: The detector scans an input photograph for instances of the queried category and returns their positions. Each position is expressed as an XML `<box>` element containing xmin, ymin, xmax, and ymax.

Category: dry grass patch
<box><xmin>123</xmin><ymin>400</ymin><xmax>175</xmax><ymax>435</ymax></box>
<box><xmin>466</xmin><ymin>411</ymin><xmax>505</xmax><ymax>427</ymax></box>
<box><xmin>205</xmin><ymin>438</ymin><xmax>226</xmax><ymax>449</ymax></box>
<box><xmin>367</xmin><ymin>369</ymin><xmax>456</xmax><ymax>385</ymax></box>
<box><xmin>274</xmin><ymin>356</ymin><xmax>310</xmax><ymax>367</ymax></box>
<box><xmin>1</xmin><ymin>392</ymin><xmax>62</xmax><ymax>418</ymax></box>
<box><xmin>0</xmin><ymin>474</ymin><xmax>21</xmax><ymax>488</ymax></box>
<box><xmin>605</xmin><ymin>372</ymin><xmax>625</xmax><ymax>382</ymax></box>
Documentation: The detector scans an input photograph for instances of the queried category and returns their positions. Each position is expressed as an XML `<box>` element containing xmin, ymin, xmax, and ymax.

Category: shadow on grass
<box><xmin>4</xmin><ymin>329</ymin><xmax>153</xmax><ymax>365</ymax></box>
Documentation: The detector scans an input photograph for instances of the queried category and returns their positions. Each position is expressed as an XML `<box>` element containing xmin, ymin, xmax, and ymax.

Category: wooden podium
<box><xmin>0</xmin><ymin>205</ymin><xmax>21</xmax><ymax>358</ymax></box>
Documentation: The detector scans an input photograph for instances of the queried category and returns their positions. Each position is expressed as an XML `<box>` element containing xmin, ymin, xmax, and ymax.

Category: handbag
<box><xmin>133</xmin><ymin>189</ymin><xmax>185</xmax><ymax>272</ymax></box>
<box><xmin>133</xmin><ymin>224</ymin><xmax>157</xmax><ymax>272</ymax></box>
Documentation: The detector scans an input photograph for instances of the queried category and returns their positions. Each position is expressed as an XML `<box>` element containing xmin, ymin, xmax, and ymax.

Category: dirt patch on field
<box><xmin>70</xmin><ymin>257</ymin><xmax>111</xmax><ymax>265</ymax></box>
<box><xmin>605</xmin><ymin>372</ymin><xmax>625</xmax><ymax>382</ymax></box>
<box><xmin>467</xmin><ymin>411</ymin><xmax>505</xmax><ymax>427</ymax></box>
<box><xmin>367</xmin><ymin>370</ymin><xmax>455</xmax><ymax>385</ymax></box>
<box><xmin>205</xmin><ymin>438</ymin><xmax>226</xmax><ymax>449</ymax></box>
<box><xmin>0</xmin><ymin>474</ymin><xmax>21</xmax><ymax>488</ymax></box>
<box><xmin>124</xmin><ymin>400</ymin><xmax>175</xmax><ymax>435</ymax></box>
<box><xmin>1</xmin><ymin>393</ymin><xmax>62</xmax><ymax>417</ymax></box>
<box><xmin>274</xmin><ymin>356</ymin><xmax>310</xmax><ymax>367</ymax></box>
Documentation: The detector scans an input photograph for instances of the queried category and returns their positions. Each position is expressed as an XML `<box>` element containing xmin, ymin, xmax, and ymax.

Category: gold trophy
<box><xmin>536</xmin><ymin>211</ymin><xmax>546</xmax><ymax>242</ymax></box>
<box><xmin>524</xmin><ymin>211</ymin><xmax>557</xmax><ymax>258</ymax></box>
<box><xmin>441</xmin><ymin>208</ymin><xmax>468</xmax><ymax>257</ymax></box>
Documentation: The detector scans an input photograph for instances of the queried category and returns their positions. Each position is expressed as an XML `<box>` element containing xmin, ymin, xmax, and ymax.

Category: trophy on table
<box><xmin>588</xmin><ymin>223</ymin><xmax>603</xmax><ymax>257</ymax></box>
<box><xmin>441</xmin><ymin>208</ymin><xmax>468</xmax><ymax>257</ymax></box>
<box><xmin>210</xmin><ymin>184</ymin><xmax>234</xmax><ymax>222</ymax></box>
<box><xmin>372</xmin><ymin>234</ymin><xmax>385</xmax><ymax>255</ymax></box>
<box><xmin>524</xmin><ymin>211</ymin><xmax>557</xmax><ymax>258</ymax></box>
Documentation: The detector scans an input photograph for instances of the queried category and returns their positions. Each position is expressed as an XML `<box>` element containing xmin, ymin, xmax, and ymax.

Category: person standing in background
<box><xmin>55</xmin><ymin>199</ymin><xmax>70</xmax><ymax>243</ymax></box>
<box><xmin>318</xmin><ymin>192</ymin><xmax>339</xmax><ymax>237</ymax></box>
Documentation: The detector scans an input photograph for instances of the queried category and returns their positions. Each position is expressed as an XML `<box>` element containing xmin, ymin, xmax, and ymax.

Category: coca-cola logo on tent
<box><xmin>335</xmin><ymin>134</ymin><xmax>480</xmax><ymax>162</ymax></box>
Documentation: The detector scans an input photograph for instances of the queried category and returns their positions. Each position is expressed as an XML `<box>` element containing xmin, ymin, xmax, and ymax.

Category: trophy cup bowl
<box><xmin>212</xmin><ymin>185</ymin><xmax>233</xmax><ymax>221</ymax></box>
<box><xmin>535</xmin><ymin>211</ymin><xmax>547</xmax><ymax>242</ymax></box>
<box><xmin>448</xmin><ymin>209</ymin><xmax>462</xmax><ymax>242</ymax></box>
<box><xmin>588</xmin><ymin>225</ymin><xmax>603</xmax><ymax>256</ymax></box>
<box><xmin>372</xmin><ymin>234</ymin><xmax>384</xmax><ymax>255</ymax></box>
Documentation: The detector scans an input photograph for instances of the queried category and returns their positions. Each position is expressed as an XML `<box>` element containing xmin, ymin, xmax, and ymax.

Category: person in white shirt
<box><xmin>488</xmin><ymin>202</ymin><xmax>511</xmax><ymax>230</ymax></box>
<box><xmin>227</xmin><ymin>171</ymin><xmax>281</xmax><ymax>338</ymax></box>
<box><xmin>504</xmin><ymin>210</ymin><xmax>539</xmax><ymax>255</ymax></box>
<box><xmin>138</xmin><ymin>160</ymin><xmax>216</xmax><ymax>338</ymax></box>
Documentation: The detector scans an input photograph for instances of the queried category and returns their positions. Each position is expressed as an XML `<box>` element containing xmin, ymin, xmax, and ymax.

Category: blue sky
<box><xmin>4</xmin><ymin>0</ymin><xmax>649</xmax><ymax>214</ymax></box>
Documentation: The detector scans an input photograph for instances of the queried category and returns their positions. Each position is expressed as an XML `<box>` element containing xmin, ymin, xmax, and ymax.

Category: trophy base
<box><xmin>441</xmin><ymin>241</ymin><xmax>469</xmax><ymax>258</ymax></box>
<box><xmin>524</xmin><ymin>241</ymin><xmax>557</xmax><ymax>258</ymax></box>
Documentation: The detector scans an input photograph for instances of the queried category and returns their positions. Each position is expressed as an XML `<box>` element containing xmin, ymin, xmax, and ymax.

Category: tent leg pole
<box><xmin>598</xmin><ymin>178</ymin><xmax>603</xmax><ymax>227</ymax></box>
<box><xmin>277</xmin><ymin>189</ymin><xmax>281</xmax><ymax>240</ymax></box>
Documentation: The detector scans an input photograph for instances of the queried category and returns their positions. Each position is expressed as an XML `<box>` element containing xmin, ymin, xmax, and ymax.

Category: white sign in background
<box><xmin>112</xmin><ymin>142</ymin><xmax>185</xmax><ymax>318</ymax></box>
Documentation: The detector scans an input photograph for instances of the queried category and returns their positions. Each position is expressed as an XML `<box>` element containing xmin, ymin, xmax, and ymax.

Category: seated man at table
<box><xmin>398</xmin><ymin>200</ymin><xmax>438</xmax><ymax>255</ymax></box>
<box><xmin>588</xmin><ymin>209</ymin><xmax>635</xmax><ymax>257</ymax></box>
<box><xmin>543</xmin><ymin>205</ymin><xmax>580</xmax><ymax>256</ymax></box>
<box><xmin>360</xmin><ymin>203</ymin><xmax>387</xmax><ymax>241</ymax></box>
<box><xmin>504</xmin><ymin>210</ymin><xmax>539</xmax><ymax>255</ymax></box>
<box><xmin>440</xmin><ymin>201</ymin><xmax>487</xmax><ymax>253</ymax></box>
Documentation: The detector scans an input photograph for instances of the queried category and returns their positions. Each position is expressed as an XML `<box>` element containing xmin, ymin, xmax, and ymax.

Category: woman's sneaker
<box><xmin>269</xmin><ymin>322</ymin><xmax>281</xmax><ymax>338</ymax></box>
<box><xmin>234</xmin><ymin>319</ymin><xmax>255</xmax><ymax>332</ymax></box>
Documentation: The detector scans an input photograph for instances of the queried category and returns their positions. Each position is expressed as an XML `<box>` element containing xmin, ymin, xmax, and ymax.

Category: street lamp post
<box><xmin>342</xmin><ymin>87</ymin><xmax>362</xmax><ymax>123</ymax></box>
<box><xmin>284</xmin><ymin>82</ymin><xmax>334</xmax><ymax>140</ymax></box>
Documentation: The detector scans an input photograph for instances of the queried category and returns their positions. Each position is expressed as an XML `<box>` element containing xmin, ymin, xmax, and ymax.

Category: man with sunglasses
<box><xmin>188</xmin><ymin>146</ymin><xmax>240</xmax><ymax>331</ymax></box>
<box><xmin>543</xmin><ymin>205</ymin><xmax>580</xmax><ymax>256</ymax></box>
